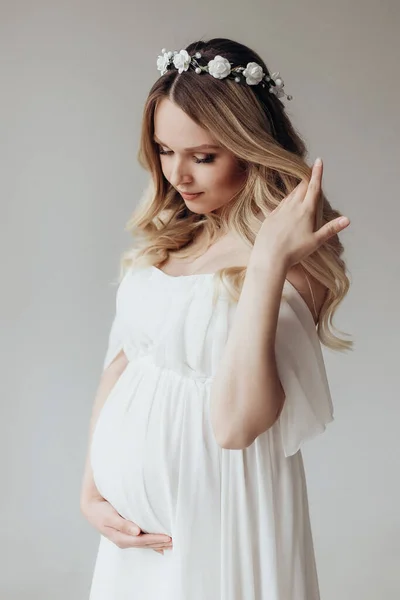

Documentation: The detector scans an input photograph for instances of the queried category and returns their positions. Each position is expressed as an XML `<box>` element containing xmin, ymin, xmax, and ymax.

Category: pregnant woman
<box><xmin>80</xmin><ymin>36</ymin><xmax>351</xmax><ymax>599</ymax></box>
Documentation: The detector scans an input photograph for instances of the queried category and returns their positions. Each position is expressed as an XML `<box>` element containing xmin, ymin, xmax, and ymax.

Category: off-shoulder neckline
<box><xmin>151</xmin><ymin>266</ymin><xmax>215</xmax><ymax>279</ymax></box>
<box><xmin>150</xmin><ymin>266</ymin><xmax>317</xmax><ymax>326</ymax></box>
<box><xmin>151</xmin><ymin>265</ymin><xmax>296</xmax><ymax>289</ymax></box>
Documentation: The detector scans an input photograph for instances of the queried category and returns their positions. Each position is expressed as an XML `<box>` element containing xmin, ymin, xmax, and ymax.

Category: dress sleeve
<box><xmin>101</xmin><ymin>270</ymin><xmax>129</xmax><ymax>371</ymax></box>
<box><xmin>102</xmin><ymin>311</ymin><xmax>125</xmax><ymax>371</ymax></box>
<box><xmin>275</xmin><ymin>282</ymin><xmax>334</xmax><ymax>457</ymax></box>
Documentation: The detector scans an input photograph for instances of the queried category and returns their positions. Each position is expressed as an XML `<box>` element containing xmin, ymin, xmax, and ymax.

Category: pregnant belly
<box><xmin>90</xmin><ymin>356</ymin><xmax>220</xmax><ymax>537</ymax></box>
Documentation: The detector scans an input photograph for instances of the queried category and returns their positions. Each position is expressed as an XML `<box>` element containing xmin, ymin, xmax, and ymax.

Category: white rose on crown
<box><xmin>155</xmin><ymin>49</ymin><xmax>291</xmax><ymax>99</ymax></box>
<box><xmin>242</xmin><ymin>62</ymin><xmax>265</xmax><ymax>85</ymax></box>
<box><xmin>157</xmin><ymin>51</ymin><xmax>171</xmax><ymax>76</ymax></box>
<box><xmin>208</xmin><ymin>55</ymin><xmax>231</xmax><ymax>79</ymax></box>
<box><xmin>173</xmin><ymin>50</ymin><xmax>192</xmax><ymax>73</ymax></box>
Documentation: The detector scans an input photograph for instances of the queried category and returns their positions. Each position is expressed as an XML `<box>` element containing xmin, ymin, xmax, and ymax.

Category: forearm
<box><xmin>80</xmin><ymin>357</ymin><xmax>127</xmax><ymax>508</ymax></box>
<box><xmin>210</xmin><ymin>256</ymin><xmax>288</xmax><ymax>449</ymax></box>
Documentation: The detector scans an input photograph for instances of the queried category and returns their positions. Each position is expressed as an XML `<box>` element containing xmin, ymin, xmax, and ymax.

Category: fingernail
<box><xmin>339</xmin><ymin>217</ymin><xmax>349</xmax><ymax>226</ymax></box>
<box><xmin>314</xmin><ymin>157</ymin><xmax>322</xmax><ymax>166</ymax></box>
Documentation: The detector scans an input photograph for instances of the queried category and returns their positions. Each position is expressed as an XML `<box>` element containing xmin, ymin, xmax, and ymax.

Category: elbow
<box><xmin>214</xmin><ymin>432</ymin><xmax>252</xmax><ymax>450</ymax></box>
<box><xmin>217</xmin><ymin>437</ymin><xmax>256</xmax><ymax>450</ymax></box>
<box><xmin>211</xmin><ymin>414</ymin><xmax>252</xmax><ymax>449</ymax></box>
<box><xmin>214</xmin><ymin>428</ymin><xmax>270</xmax><ymax>450</ymax></box>
<box><xmin>212</xmin><ymin>417</ymin><xmax>277</xmax><ymax>450</ymax></box>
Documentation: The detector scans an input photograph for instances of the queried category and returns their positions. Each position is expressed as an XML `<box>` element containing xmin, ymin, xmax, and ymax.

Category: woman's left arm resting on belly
<box><xmin>209</xmin><ymin>256</ymin><xmax>288</xmax><ymax>450</ymax></box>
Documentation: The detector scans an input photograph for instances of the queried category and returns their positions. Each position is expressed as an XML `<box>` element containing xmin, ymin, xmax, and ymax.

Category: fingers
<box><xmin>280</xmin><ymin>158</ymin><xmax>322</xmax><ymax>208</ymax></box>
<box><xmin>104</xmin><ymin>526</ymin><xmax>173</xmax><ymax>550</ymax></box>
<box><xmin>287</xmin><ymin>178</ymin><xmax>308</xmax><ymax>202</ymax></box>
<box><xmin>303</xmin><ymin>158</ymin><xmax>323</xmax><ymax>208</ymax></box>
<box><xmin>117</xmin><ymin>518</ymin><xmax>141</xmax><ymax>536</ymax></box>
<box><xmin>300</xmin><ymin>157</ymin><xmax>350</xmax><ymax>243</ymax></box>
<box><xmin>113</xmin><ymin>524</ymin><xmax>172</xmax><ymax>548</ymax></box>
<box><xmin>103</xmin><ymin>510</ymin><xmax>172</xmax><ymax>550</ymax></box>
<box><xmin>86</xmin><ymin>498</ymin><xmax>173</xmax><ymax>552</ymax></box>
<box><xmin>106</xmin><ymin>515</ymin><xmax>142</xmax><ymax>538</ymax></box>
<box><xmin>136</xmin><ymin>533</ymin><xmax>173</xmax><ymax>546</ymax></box>
<box><xmin>315</xmin><ymin>215</ymin><xmax>350</xmax><ymax>244</ymax></box>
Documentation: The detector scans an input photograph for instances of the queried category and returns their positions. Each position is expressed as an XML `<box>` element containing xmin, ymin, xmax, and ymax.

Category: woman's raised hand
<box><xmin>252</xmin><ymin>158</ymin><xmax>350</xmax><ymax>269</ymax></box>
<box><xmin>81</xmin><ymin>495</ymin><xmax>173</xmax><ymax>555</ymax></box>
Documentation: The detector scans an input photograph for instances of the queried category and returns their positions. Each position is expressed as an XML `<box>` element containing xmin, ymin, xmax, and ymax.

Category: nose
<box><xmin>168</xmin><ymin>157</ymin><xmax>193</xmax><ymax>189</ymax></box>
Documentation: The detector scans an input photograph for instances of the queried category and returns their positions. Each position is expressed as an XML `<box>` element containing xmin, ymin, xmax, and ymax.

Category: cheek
<box><xmin>159</xmin><ymin>161</ymin><xmax>170</xmax><ymax>180</ymax></box>
<box><xmin>211</xmin><ymin>166</ymin><xmax>244</xmax><ymax>194</ymax></box>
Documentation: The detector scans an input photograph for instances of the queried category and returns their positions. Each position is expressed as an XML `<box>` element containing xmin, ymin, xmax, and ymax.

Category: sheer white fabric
<box><xmin>276</xmin><ymin>280</ymin><xmax>333</xmax><ymax>457</ymax></box>
<box><xmin>89</xmin><ymin>265</ymin><xmax>333</xmax><ymax>600</ymax></box>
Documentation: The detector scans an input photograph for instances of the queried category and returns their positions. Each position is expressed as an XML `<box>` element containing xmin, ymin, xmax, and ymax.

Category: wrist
<box><xmin>247</xmin><ymin>252</ymin><xmax>290</xmax><ymax>277</ymax></box>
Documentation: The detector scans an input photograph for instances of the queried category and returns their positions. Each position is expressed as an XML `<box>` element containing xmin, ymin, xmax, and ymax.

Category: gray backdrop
<box><xmin>1</xmin><ymin>0</ymin><xmax>399</xmax><ymax>598</ymax></box>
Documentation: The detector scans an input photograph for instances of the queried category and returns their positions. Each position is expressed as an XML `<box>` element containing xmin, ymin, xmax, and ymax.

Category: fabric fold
<box><xmin>276</xmin><ymin>282</ymin><xmax>334</xmax><ymax>457</ymax></box>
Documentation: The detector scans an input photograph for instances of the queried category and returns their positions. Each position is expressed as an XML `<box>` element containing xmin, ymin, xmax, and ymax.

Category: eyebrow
<box><xmin>153</xmin><ymin>136</ymin><xmax>221</xmax><ymax>152</ymax></box>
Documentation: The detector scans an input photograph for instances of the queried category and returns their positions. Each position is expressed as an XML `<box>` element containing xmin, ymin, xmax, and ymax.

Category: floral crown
<box><xmin>156</xmin><ymin>48</ymin><xmax>293</xmax><ymax>101</ymax></box>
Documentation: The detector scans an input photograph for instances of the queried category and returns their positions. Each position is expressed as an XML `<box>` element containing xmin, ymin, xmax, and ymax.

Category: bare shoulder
<box><xmin>285</xmin><ymin>265</ymin><xmax>328</xmax><ymax>324</ymax></box>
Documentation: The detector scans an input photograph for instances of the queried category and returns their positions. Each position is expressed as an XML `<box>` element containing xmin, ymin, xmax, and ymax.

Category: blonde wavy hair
<box><xmin>118</xmin><ymin>37</ymin><xmax>353</xmax><ymax>352</ymax></box>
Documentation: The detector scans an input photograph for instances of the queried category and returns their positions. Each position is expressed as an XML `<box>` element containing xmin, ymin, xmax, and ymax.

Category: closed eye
<box><xmin>158</xmin><ymin>149</ymin><xmax>216</xmax><ymax>164</ymax></box>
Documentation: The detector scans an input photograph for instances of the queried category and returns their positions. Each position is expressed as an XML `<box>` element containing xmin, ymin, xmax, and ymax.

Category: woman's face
<box><xmin>153</xmin><ymin>98</ymin><xmax>247</xmax><ymax>215</ymax></box>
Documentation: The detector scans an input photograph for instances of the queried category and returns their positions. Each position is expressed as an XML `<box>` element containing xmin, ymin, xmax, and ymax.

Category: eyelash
<box><xmin>158</xmin><ymin>149</ymin><xmax>216</xmax><ymax>164</ymax></box>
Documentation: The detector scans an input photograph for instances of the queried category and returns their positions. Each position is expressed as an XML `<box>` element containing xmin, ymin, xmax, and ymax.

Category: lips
<box><xmin>180</xmin><ymin>191</ymin><xmax>203</xmax><ymax>200</ymax></box>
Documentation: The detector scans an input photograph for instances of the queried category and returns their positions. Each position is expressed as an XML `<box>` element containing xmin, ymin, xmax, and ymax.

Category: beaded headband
<box><xmin>156</xmin><ymin>48</ymin><xmax>293</xmax><ymax>101</ymax></box>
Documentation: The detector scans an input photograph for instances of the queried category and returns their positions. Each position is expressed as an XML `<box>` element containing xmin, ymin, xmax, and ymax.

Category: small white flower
<box><xmin>157</xmin><ymin>51</ymin><xmax>171</xmax><ymax>75</ymax></box>
<box><xmin>173</xmin><ymin>49</ymin><xmax>192</xmax><ymax>74</ymax></box>
<box><xmin>208</xmin><ymin>55</ymin><xmax>231</xmax><ymax>79</ymax></box>
<box><xmin>271</xmin><ymin>72</ymin><xmax>284</xmax><ymax>89</ymax></box>
<box><xmin>242</xmin><ymin>62</ymin><xmax>264</xmax><ymax>85</ymax></box>
<box><xmin>269</xmin><ymin>71</ymin><xmax>285</xmax><ymax>97</ymax></box>
<box><xmin>270</xmin><ymin>87</ymin><xmax>285</xmax><ymax>98</ymax></box>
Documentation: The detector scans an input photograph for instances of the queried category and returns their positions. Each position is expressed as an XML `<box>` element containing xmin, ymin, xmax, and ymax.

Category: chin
<box><xmin>185</xmin><ymin>202</ymin><xmax>222</xmax><ymax>215</ymax></box>
<box><xmin>186</xmin><ymin>205</ymin><xmax>211</xmax><ymax>215</ymax></box>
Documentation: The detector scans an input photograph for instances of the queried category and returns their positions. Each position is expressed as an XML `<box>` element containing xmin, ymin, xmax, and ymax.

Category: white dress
<box><xmin>89</xmin><ymin>264</ymin><xmax>333</xmax><ymax>600</ymax></box>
